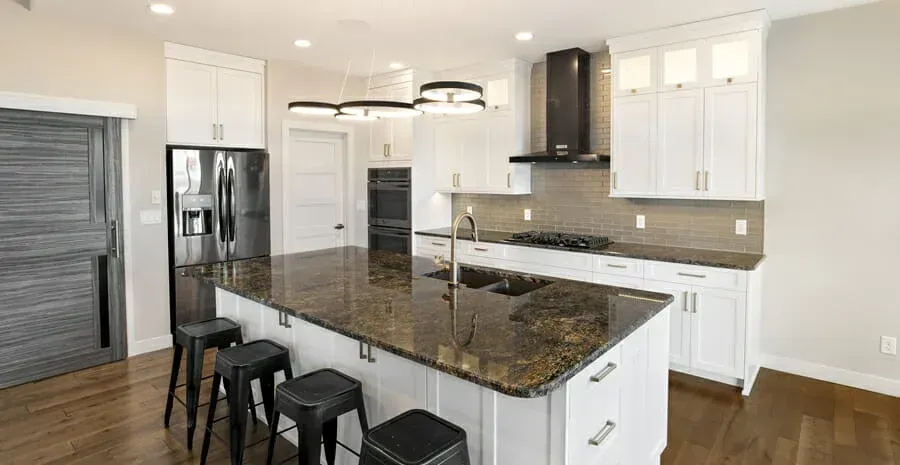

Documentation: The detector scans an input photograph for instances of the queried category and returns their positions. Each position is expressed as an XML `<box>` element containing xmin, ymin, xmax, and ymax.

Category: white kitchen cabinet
<box><xmin>458</xmin><ymin>118</ymin><xmax>489</xmax><ymax>191</ymax></box>
<box><xmin>367</xmin><ymin>81</ymin><xmax>416</xmax><ymax>163</ymax></box>
<box><xmin>691</xmin><ymin>287</ymin><xmax>746</xmax><ymax>378</ymax></box>
<box><xmin>611</xmin><ymin>94</ymin><xmax>657</xmax><ymax>197</ymax></box>
<box><xmin>166</xmin><ymin>59</ymin><xmax>219</xmax><ymax>147</ymax></box>
<box><xmin>367</xmin><ymin>86</ymin><xmax>394</xmax><ymax>163</ymax></box>
<box><xmin>704</xmin><ymin>83</ymin><xmax>759</xmax><ymax>199</ymax></box>
<box><xmin>644</xmin><ymin>281</ymin><xmax>692</xmax><ymax>367</ymax></box>
<box><xmin>433</xmin><ymin>119</ymin><xmax>460</xmax><ymax>192</ymax></box>
<box><xmin>607</xmin><ymin>11</ymin><xmax>767</xmax><ymax>201</ymax></box>
<box><xmin>613</xmin><ymin>48</ymin><xmax>658</xmax><ymax>96</ymax></box>
<box><xmin>165</xmin><ymin>44</ymin><xmax>266</xmax><ymax>149</ymax></box>
<box><xmin>657</xmin><ymin>89</ymin><xmax>704</xmax><ymax>197</ymax></box>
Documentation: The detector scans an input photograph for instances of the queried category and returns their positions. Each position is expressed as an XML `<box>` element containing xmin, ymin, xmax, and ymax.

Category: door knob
<box><xmin>334</xmin><ymin>224</ymin><xmax>345</xmax><ymax>230</ymax></box>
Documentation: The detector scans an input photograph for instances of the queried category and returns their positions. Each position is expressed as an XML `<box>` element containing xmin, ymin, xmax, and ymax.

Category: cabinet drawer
<box><xmin>504</xmin><ymin>245</ymin><xmax>593</xmax><ymax>272</ymax></box>
<box><xmin>569</xmin><ymin>346</ymin><xmax>622</xmax><ymax>413</ymax></box>
<box><xmin>464</xmin><ymin>242</ymin><xmax>500</xmax><ymax>258</ymax></box>
<box><xmin>645</xmin><ymin>262</ymin><xmax>746</xmax><ymax>291</ymax></box>
<box><xmin>569</xmin><ymin>347</ymin><xmax>622</xmax><ymax>465</ymax></box>
<box><xmin>593</xmin><ymin>256</ymin><xmax>643</xmax><ymax>278</ymax></box>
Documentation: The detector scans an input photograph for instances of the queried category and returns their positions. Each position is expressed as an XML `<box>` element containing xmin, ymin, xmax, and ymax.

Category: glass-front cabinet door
<box><xmin>659</xmin><ymin>40</ymin><xmax>705</xmax><ymax>92</ymax></box>
<box><xmin>613</xmin><ymin>48</ymin><xmax>658</xmax><ymax>96</ymax></box>
<box><xmin>707</xmin><ymin>30</ymin><xmax>760</xmax><ymax>86</ymax></box>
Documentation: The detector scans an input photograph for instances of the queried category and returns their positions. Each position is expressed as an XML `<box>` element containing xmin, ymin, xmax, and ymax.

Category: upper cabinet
<box><xmin>431</xmin><ymin>59</ymin><xmax>532</xmax><ymax>195</ymax></box>
<box><xmin>366</xmin><ymin>73</ymin><xmax>416</xmax><ymax>163</ymax></box>
<box><xmin>607</xmin><ymin>11</ymin><xmax>769</xmax><ymax>201</ymax></box>
<box><xmin>165</xmin><ymin>43</ymin><xmax>266</xmax><ymax>149</ymax></box>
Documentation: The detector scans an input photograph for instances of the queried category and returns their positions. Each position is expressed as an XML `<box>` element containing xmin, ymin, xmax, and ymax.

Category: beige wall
<box><xmin>764</xmin><ymin>0</ymin><xmax>900</xmax><ymax>387</ymax></box>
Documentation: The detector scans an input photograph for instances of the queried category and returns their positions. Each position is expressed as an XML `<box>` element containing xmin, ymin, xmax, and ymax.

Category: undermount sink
<box><xmin>422</xmin><ymin>267</ymin><xmax>552</xmax><ymax>297</ymax></box>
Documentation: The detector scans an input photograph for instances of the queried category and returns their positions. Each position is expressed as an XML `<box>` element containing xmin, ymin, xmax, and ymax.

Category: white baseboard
<box><xmin>129</xmin><ymin>334</ymin><xmax>173</xmax><ymax>357</ymax></box>
<box><xmin>760</xmin><ymin>354</ymin><xmax>900</xmax><ymax>397</ymax></box>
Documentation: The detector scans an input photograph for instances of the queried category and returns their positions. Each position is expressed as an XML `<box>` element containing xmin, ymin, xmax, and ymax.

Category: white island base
<box><xmin>216</xmin><ymin>289</ymin><xmax>670</xmax><ymax>465</ymax></box>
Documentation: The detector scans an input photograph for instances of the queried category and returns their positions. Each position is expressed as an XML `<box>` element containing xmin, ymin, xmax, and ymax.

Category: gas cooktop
<box><xmin>505</xmin><ymin>231</ymin><xmax>613</xmax><ymax>250</ymax></box>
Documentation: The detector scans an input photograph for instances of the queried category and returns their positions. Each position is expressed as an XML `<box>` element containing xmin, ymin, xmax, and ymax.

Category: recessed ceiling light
<box><xmin>294</xmin><ymin>39</ymin><xmax>312</xmax><ymax>48</ymax></box>
<box><xmin>389</xmin><ymin>62</ymin><xmax>406</xmax><ymax>70</ymax></box>
<box><xmin>515</xmin><ymin>32</ymin><xmax>534</xmax><ymax>41</ymax></box>
<box><xmin>149</xmin><ymin>3</ymin><xmax>175</xmax><ymax>15</ymax></box>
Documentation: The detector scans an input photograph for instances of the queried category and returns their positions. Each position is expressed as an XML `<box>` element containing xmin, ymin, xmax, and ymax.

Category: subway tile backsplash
<box><xmin>451</xmin><ymin>52</ymin><xmax>765</xmax><ymax>254</ymax></box>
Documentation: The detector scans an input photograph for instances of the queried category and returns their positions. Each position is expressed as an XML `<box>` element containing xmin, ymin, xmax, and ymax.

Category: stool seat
<box><xmin>278</xmin><ymin>368</ymin><xmax>359</xmax><ymax>406</ymax></box>
<box><xmin>361</xmin><ymin>409</ymin><xmax>470</xmax><ymax>465</ymax></box>
<box><xmin>216</xmin><ymin>340</ymin><xmax>290</xmax><ymax>368</ymax></box>
<box><xmin>178</xmin><ymin>318</ymin><xmax>241</xmax><ymax>338</ymax></box>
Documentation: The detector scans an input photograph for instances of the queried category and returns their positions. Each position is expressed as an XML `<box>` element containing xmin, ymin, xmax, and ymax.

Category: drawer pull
<box><xmin>431</xmin><ymin>242</ymin><xmax>447</xmax><ymax>247</ymax></box>
<box><xmin>359</xmin><ymin>341</ymin><xmax>367</xmax><ymax>360</ymax></box>
<box><xmin>589</xmin><ymin>362</ymin><xmax>618</xmax><ymax>383</ymax></box>
<box><xmin>606</xmin><ymin>264</ymin><xmax>627</xmax><ymax>269</ymax></box>
<box><xmin>683</xmin><ymin>291</ymin><xmax>689</xmax><ymax>312</ymax></box>
<box><xmin>588</xmin><ymin>420</ymin><xmax>617</xmax><ymax>447</ymax></box>
<box><xmin>677</xmin><ymin>272</ymin><xmax>707</xmax><ymax>279</ymax></box>
<box><xmin>474</xmin><ymin>247</ymin><xmax>489</xmax><ymax>252</ymax></box>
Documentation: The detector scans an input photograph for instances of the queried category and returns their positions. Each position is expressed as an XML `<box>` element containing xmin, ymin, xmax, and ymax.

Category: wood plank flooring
<box><xmin>1</xmin><ymin>348</ymin><xmax>898</xmax><ymax>464</ymax></box>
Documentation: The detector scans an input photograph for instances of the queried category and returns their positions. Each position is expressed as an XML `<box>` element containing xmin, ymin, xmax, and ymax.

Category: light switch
<box><xmin>524</xmin><ymin>209</ymin><xmax>532</xmax><ymax>221</ymax></box>
<box><xmin>636</xmin><ymin>215</ymin><xmax>646</xmax><ymax>229</ymax></box>
<box><xmin>151</xmin><ymin>190</ymin><xmax>162</xmax><ymax>205</ymax></box>
<box><xmin>140</xmin><ymin>210</ymin><xmax>162</xmax><ymax>225</ymax></box>
<box><xmin>735</xmin><ymin>219</ymin><xmax>748</xmax><ymax>236</ymax></box>
<box><xmin>466</xmin><ymin>205</ymin><xmax>473</xmax><ymax>214</ymax></box>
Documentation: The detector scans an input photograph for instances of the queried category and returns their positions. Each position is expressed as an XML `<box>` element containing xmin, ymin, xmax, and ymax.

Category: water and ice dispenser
<box><xmin>180</xmin><ymin>194</ymin><xmax>213</xmax><ymax>237</ymax></box>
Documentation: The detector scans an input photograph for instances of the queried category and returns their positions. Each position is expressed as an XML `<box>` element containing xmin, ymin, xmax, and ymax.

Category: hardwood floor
<box><xmin>1</xmin><ymin>348</ymin><xmax>898</xmax><ymax>464</ymax></box>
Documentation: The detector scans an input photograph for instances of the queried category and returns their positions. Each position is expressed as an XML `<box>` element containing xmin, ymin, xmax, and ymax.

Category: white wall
<box><xmin>764</xmin><ymin>0</ymin><xmax>900</xmax><ymax>393</ymax></box>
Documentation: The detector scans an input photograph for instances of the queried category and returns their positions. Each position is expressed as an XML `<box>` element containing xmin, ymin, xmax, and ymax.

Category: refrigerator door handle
<box><xmin>216</xmin><ymin>164</ymin><xmax>227</xmax><ymax>243</ymax></box>
<box><xmin>227</xmin><ymin>156</ymin><xmax>237</xmax><ymax>244</ymax></box>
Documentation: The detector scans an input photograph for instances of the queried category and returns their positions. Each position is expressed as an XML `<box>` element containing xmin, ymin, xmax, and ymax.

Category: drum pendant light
<box><xmin>413</xmin><ymin>97</ymin><xmax>486</xmax><ymax>115</ymax></box>
<box><xmin>288</xmin><ymin>101</ymin><xmax>339</xmax><ymax>116</ymax></box>
<box><xmin>419</xmin><ymin>81</ymin><xmax>483</xmax><ymax>103</ymax></box>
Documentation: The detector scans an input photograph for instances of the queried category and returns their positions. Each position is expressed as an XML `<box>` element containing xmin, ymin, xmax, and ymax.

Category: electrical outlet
<box><xmin>735</xmin><ymin>219</ymin><xmax>748</xmax><ymax>236</ymax></box>
<box><xmin>881</xmin><ymin>336</ymin><xmax>897</xmax><ymax>355</ymax></box>
<box><xmin>151</xmin><ymin>190</ymin><xmax>162</xmax><ymax>205</ymax></box>
<box><xmin>636</xmin><ymin>215</ymin><xmax>646</xmax><ymax>229</ymax></box>
<box><xmin>524</xmin><ymin>209</ymin><xmax>532</xmax><ymax>221</ymax></box>
<box><xmin>466</xmin><ymin>205</ymin><xmax>473</xmax><ymax>214</ymax></box>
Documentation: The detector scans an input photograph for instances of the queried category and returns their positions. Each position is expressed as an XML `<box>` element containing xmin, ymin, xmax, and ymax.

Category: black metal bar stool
<box><xmin>200</xmin><ymin>339</ymin><xmax>293</xmax><ymax>465</ymax></box>
<box><xmin>359</xmin><ymin>409</ymin><xmax>470</xmax><ymax>465</ymax></box>
<box><xmin>265</xmin><ymin>368</ymin><xmax>368</xmax><ymax>465</ymax></box>
<box><xmin>164</xmin><ymin>317</ymin><xmax>258</xmax><ymax>449</ymax></box>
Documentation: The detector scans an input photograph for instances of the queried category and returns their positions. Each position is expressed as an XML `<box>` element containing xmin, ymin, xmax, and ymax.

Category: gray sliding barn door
<box><xmin>0</xmin><ymin>109</ymin><xmax>126</xmax><ymax>389</ymax></box>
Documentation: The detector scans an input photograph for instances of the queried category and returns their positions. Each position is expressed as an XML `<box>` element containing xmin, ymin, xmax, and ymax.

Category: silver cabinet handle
<box><xmin>359</xmin><ymin>341</ymin><xmax>367</xmax><ymax>360</ymax></box>
<box><xmin>677</xmin><ymin>272</ymin><xmax>707</xmax><ymax>278</ymax></box>
<box><xmin>387</xmin><ymin>143</ymin><xmax>392</xmax><ymax>157</ymax></box>
<box><xmin>704</xmin><ymin>171</ymin><xmax>710</xmax><ymax>191</ymax></box>
<box><xmin>367</xmin><ymin>345</ymin><xmax>376</xmax><ymax>363</ymax></box>
<box><xmin>283</xmin><ymin>313</ymin><xmax>292</xmax><ymax>329</ymax></box>
<box><xmin>683</xmin><ymin>291</ymin><xmax>689</xmax><ymax>312</ymax></box>
<box><xmin>611</xmin><ymin>172</ymin><xmax>618</xmax><ymax>189</ymax></box>
<box><xmin>474</xmin><ymin>247</ymin><xmax>489</xmax><ymax>252</ymax></box>
<box><xmin>278</xmin><ymin>311</ymin><xmax>284</xmax><ymax>327</ymax></box>
<box><xmin>212</xmin><ymin>123</ymin><xmax>218</xmax><ymax>140</ymax></box>
<box><xmin>219</xmin><ymin>124</ymin><xmax>224</xmax><ymax>141</ymax></box>
<box><xmin>606</xmin><ymin>264</ymin><xmax>627</xmax><ymax>269</ymax></box>
<box><xmin>696</xmin><ymin>171</ymin><xmax>702</xmax><ymax>191</ymax></box>
<box><xmin>588</xmin><ymin>421</ymin><xmax>617</xmax><ymax>446</ymax></box>
<box><xmin>507</xmin><ymin>172</ymin><xmax>511</xmax><ymax>188</ymax></box>
<box><xmin>432</xmin><ymin>242</ymin><xmax>447</xmax><ymax>247</ymax></box>
<box><xmin>589</xmin><ymin>362</ymin><xmax>617</xmax><ymax>383</ymax></box>
<box><xmin>457</xmin><ymin>173</ymin><xmax>462</xmax><ymax>186</ymax></box>
<box><xmin>692</xmin><ymin>292</ymin><xmax>698</xmax><ymax>313</ymax></box>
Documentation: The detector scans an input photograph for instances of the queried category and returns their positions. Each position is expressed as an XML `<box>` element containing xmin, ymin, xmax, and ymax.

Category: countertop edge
<box><xmin>415</xmin><ymin>230</ymin><xmax>765</xmax><ymax>271</ymax></box>
<box><xmin>202</xmin><ymin>278</ymin><xmax>673</xmax><ymax>398</ymax></box>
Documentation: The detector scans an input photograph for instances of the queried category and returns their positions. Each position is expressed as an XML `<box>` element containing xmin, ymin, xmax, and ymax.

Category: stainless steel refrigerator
<box><xmin>166</xmin><ymin>147</ymin><xmax>270</xmax><ymax>332</ymax></box>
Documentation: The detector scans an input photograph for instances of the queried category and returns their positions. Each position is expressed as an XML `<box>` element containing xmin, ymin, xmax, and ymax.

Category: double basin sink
<box><xmin>423</xmin><ymin>267</ymin><xmax>552</xmax><ymax>297</ymax></box>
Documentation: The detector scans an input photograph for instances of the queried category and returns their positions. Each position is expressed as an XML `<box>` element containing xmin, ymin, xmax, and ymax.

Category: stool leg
<box><xmin>355</xmin><ymin>389</ymin><xmax>369</xmax><ymax>433</ymax></box>
<box><xmin>259</xmin><ymin>373</ymin><xmax>276</xmax><ymax>424</ymax></box>
<box><xmin>265</xmin><ymin>410</ymin><xmax>281</xmax><ymax>465</ymax></box>
<box><xmin>185</xmin><ymin>340</ymin><xmax>205</xmax><ymax>450</ymax></box>
<box><xmin>163</xmin><ymin>344</ymin><xmax>183</xmax><ymax>428</ymax></box>
<box><xmin>323</xmin><ymin>418</ymin><xmax>337</xmax><ymax>465</ymax></box>
<box><xmin>200</xmin><ymin>373</ymin><xmax>221</xmax><ymax>465</ymax></box>
<box><xmin>300</xmin><ymin>422</ymin><xmax>323</xmax><ymax>465</ymax></box>
<box><xmin>228</xmin><ymin>372</ymin><xmax>251</xmax><ymax>465</ymax></box>
<box><xmin>233</xmin><ymin>334</ymin><xmax>258</xmax><ymax>426</ymax></box>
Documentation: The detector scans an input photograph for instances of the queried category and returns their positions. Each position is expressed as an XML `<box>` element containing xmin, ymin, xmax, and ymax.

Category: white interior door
<box><xmin>284</xmin><ymin>129</ymin><xmax>347</xmax><ymax>254</ymax></box>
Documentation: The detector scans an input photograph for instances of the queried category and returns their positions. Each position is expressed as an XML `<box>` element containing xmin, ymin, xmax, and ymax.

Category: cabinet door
<box><xmin>293</xmin><ymin>318</ymin><xmax>335</xmax><ymax>373</ymax></box>
<box><xmin>259</xmin><ymin>310</ymin><xmax>296</xmax><ymax>384</ymax></box>
<box><xmin>368</xmin><ymin>86</ymin><xmax>393</xmax><ymax>162</ymax></box>
<box><xmin>166</xmin><ymin>59</ymin><xmax>218</xmax><ymax>146</ymax></box>
<box><xmin>388</xmin><ymin>82</ymin><xmax>414</xmax><ymax>160</ymax></box>
<box><xmin>646</xmin><ymin>308</ymin><xmax>671</xmax><ymax>457</ymax></box>
<box><xmin>216</xmin><ymin>67</ymin><xmax>265</xmax><ymax>148</ymax></box>
<box><xmin>659</xmin><ymin>41</ymin><xmax>705</xmax><ymax>92</ymax></box>
<box><xmin>484</xmin><ymin>76</ymin><xmax>510</xmax><ymax>112</ymax></box>
<box><xmin>643</xmin><ymin>281</ymin><xmax>691</xmax><ymax>367</ymax></box>
<box><xmin>370</xmin><ymin>349</ymin><xmax>428</xmax><ymax>426</ymax></box>
<box><xmin>703</xmin><ymin>83</ymin><xmax>758</xmax><ymax>199</ymax></box>
<box><xmin>619</xmin><ymin>324</ymin><xmax>648</xmax><ymax>465</ymax></box>
<box><xmin>331</xmin><ymin>334</ymin><xmax>370</xmax><ymax>463</ymax></box>
<box><xmin>691</xmin><ymin>287</ymin><xmax>746</xmax><ymax>378</ymax></box>
<box><xmin>613</xmin><ymin>48</ymin><xmax>658</xmax><ymax>96</ymax></box>
<box><xmin>433</xmin><ymin>119</ymin><xmax>460</xmax><ymax>192</ymax></box>
<box><xmin>486</xmin><ymin>113</ymin><xmax>514</xmax><ymax>193</ymax></box>
<box><xmin>657</xmin><ymin>89</ymin><xmax>704</xmax><ymax>198</ymax></box>
<box><xmin>458</xmin><ymin>118</ymin><xmax>489</xmax><ymax>192</ymax></box>
<box><xmin>707</xmin><ymin>31</ymin><xmax>760</xmax><ymax>86</ymax></box>
<box><xmin>611</xmin><ymin>94</ymin><xmax>657</xmax><ymax>197</ymax></box>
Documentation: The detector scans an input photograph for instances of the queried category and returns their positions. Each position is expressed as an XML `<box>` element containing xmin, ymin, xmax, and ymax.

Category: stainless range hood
<box><xmin>510</xmin><ymin>48</ymin><xmax>610</xmax><ymax>164</ymax></box>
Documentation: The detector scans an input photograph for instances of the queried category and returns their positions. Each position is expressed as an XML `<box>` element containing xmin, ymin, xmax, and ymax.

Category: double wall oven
<box><xmin>368</xmin><ymin>168</ymin><xmax>412</xmax><ymax>254</ymax></box>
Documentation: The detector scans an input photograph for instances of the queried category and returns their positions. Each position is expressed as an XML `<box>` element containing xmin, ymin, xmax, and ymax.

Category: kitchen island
<box><xmin>188</xmin><ymin>246</ymin><xmax>673</xmax><ymax>465</ymax></box>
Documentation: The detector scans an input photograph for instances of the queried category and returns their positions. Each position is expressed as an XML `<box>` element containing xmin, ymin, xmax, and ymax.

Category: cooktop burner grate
<box><xmin>506</xmin><ymin>231</ymin><xmax>613</xmax><ymax>249</ymax></box>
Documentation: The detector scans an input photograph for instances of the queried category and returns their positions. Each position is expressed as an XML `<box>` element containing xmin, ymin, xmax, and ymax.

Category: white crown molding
<box><xmin>607</xmin><ymin>10</ymin><xmax>771</xmax><ymax>53</ymax></box>
<box><xmin>0</xmin><ymin>91</ymin><xmax>137</xmax><ymax>119</ymax></box>
<box><xmin>165</xmin><ymin>42</ymin><xmax>266</xmax><ymax>74</ymax></box>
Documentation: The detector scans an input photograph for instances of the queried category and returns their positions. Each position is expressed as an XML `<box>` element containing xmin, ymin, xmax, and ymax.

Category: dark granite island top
<box><xmin>416</xmin><ymin>227</ymin><xmax>765</xmax><ymax>271</ymax></box>
<box><xmin>187</xmin><ymin>246</ymin><xmax>673</xmax><ymax>398</ymax></box>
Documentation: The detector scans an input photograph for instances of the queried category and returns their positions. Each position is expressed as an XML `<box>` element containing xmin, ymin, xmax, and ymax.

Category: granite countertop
<box><xmin>187</xmin><ymin>247</ymin><xmax>672</xmax><ymax>398</ymax></box>
<box><xmin>416</xmin><ymin>227</ymin><xmax>765</xmax><ymax>271</ymax></box>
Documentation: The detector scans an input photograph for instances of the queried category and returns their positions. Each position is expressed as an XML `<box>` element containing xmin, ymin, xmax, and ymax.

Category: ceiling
<box><xmin>25</xmin><ymin>0</ymin><xmax>881</xmax><ymax>74</ymax></box>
